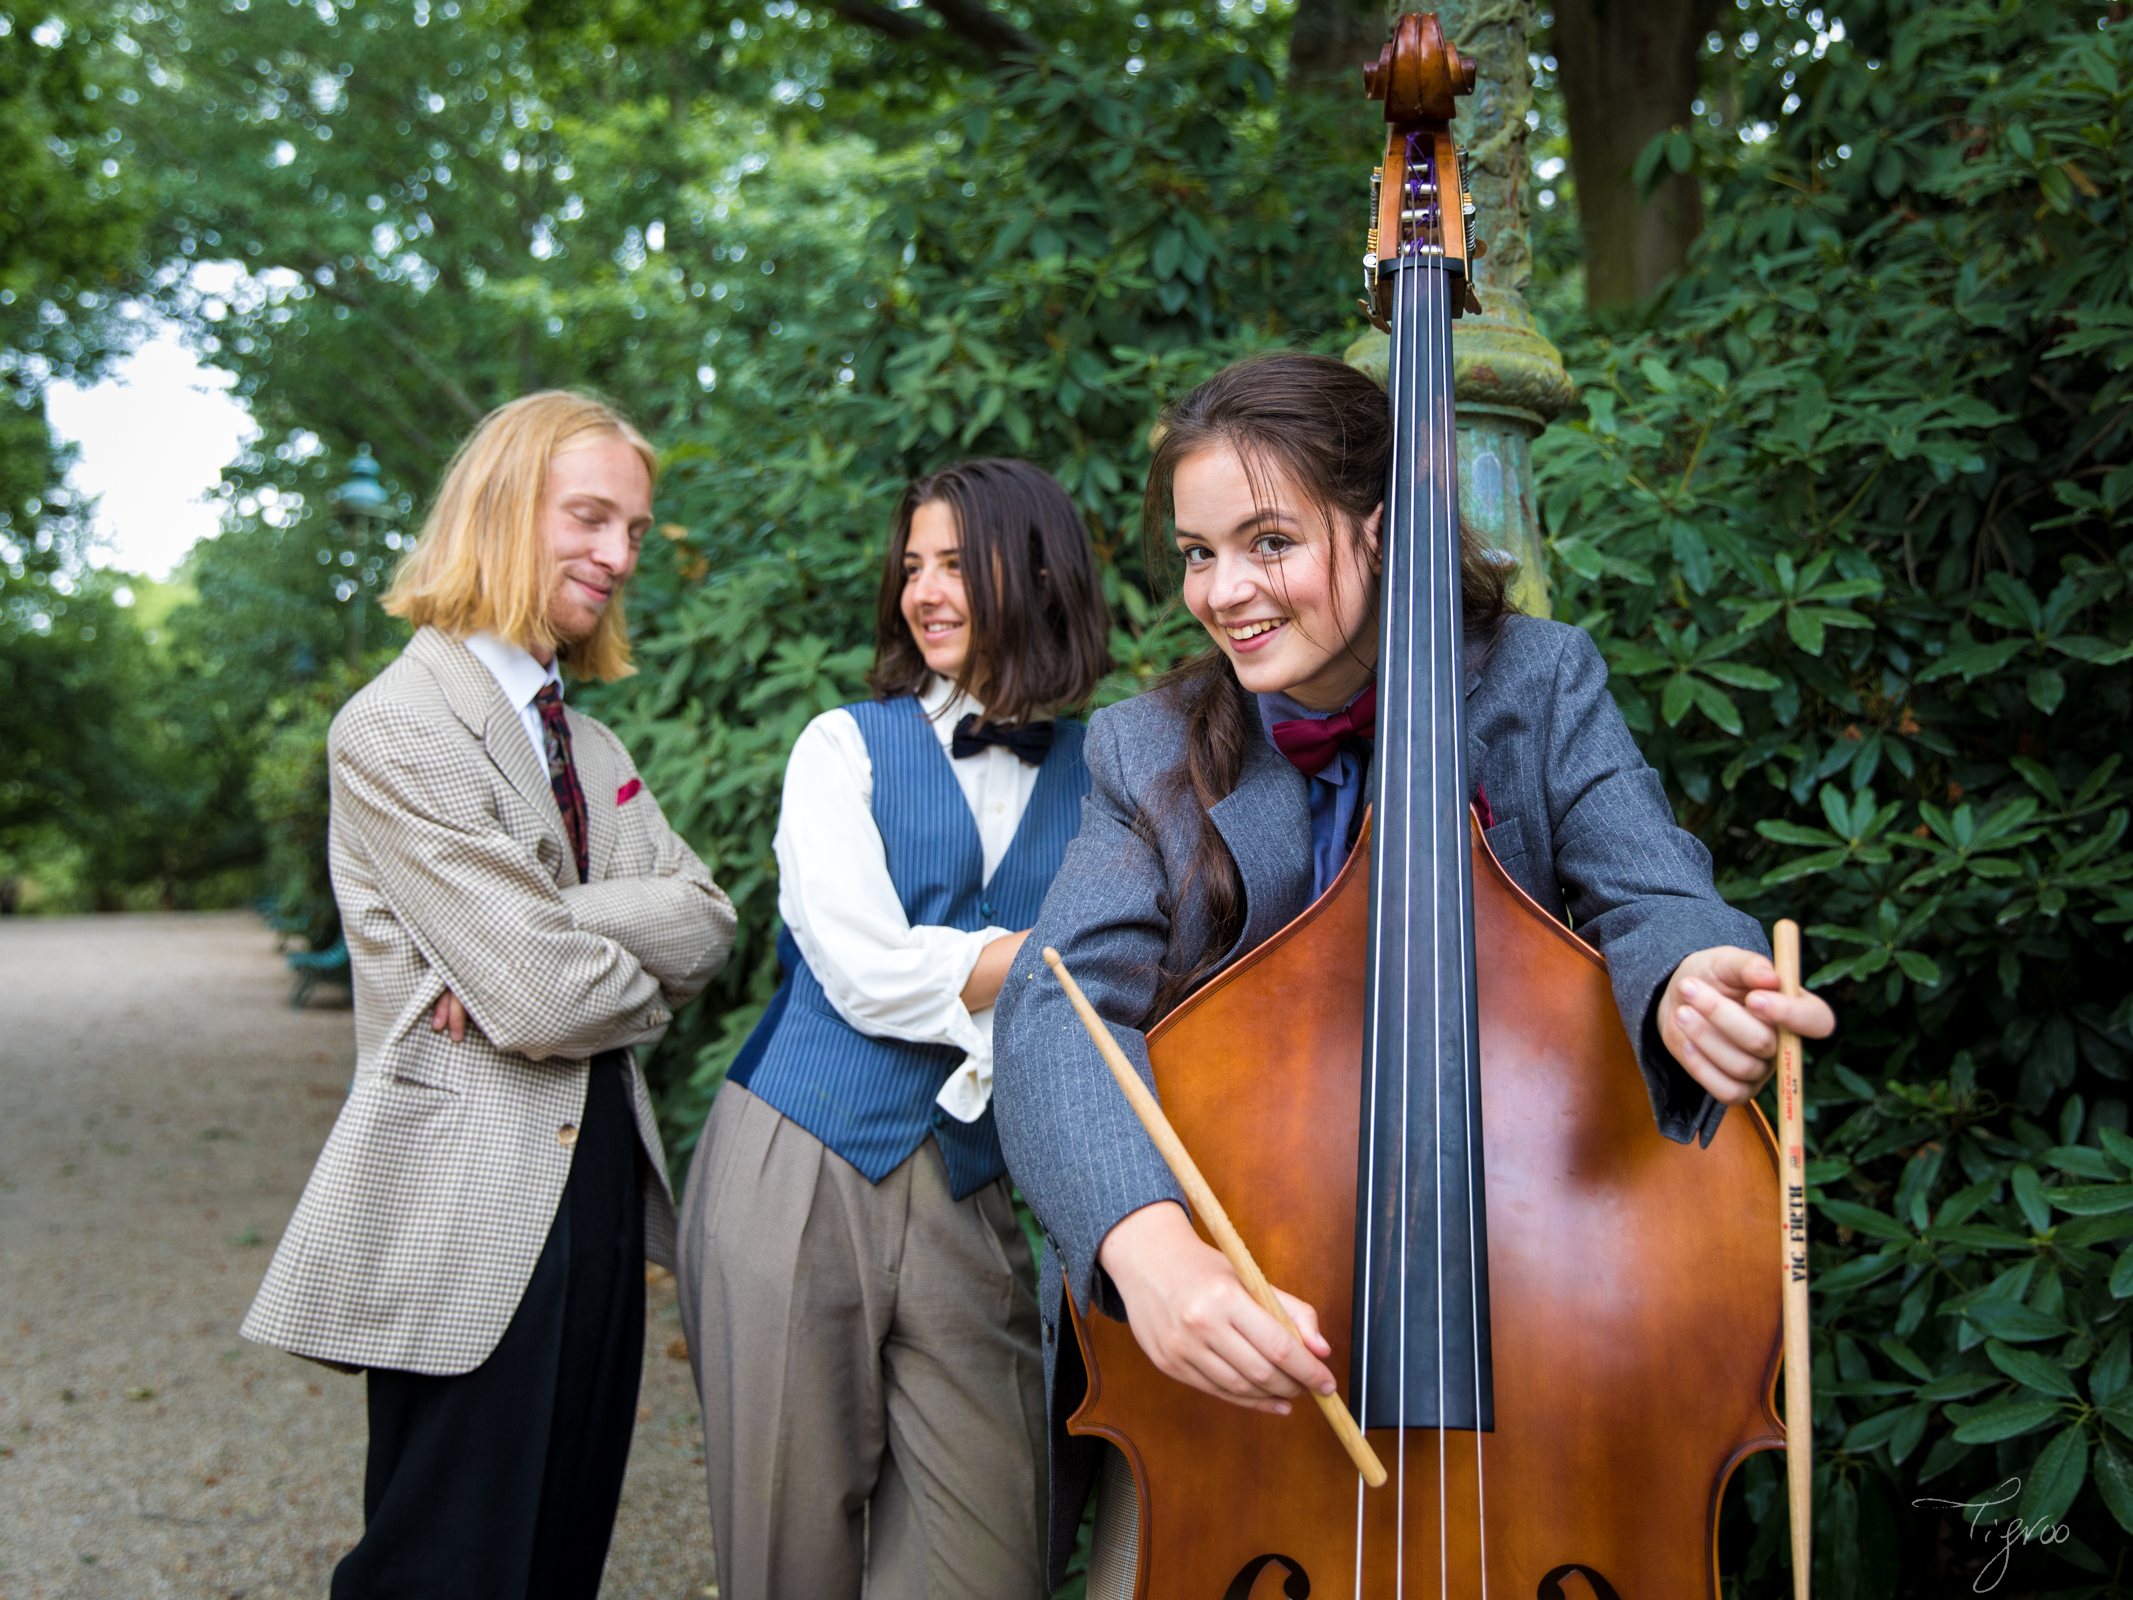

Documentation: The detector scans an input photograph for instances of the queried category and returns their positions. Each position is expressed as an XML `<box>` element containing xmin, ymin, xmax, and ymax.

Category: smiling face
<box><xmin>539</xmin><ymin>434</ymin><xmax>653</xmax><ymax>660</ymax></box>
<box><xmin>1172</xmin><ymin>440</ymin><xmax>1381</xmax><ymax>711</ymax></box>
<box><xmin>899</xmin><ymin>499</ymin><xmax>974</xmax><ymax>684</ymax></box>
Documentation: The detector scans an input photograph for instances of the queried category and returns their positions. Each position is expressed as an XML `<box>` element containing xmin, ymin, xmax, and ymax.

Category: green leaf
<box><xmin>2103</xmin><ymin>1127</ymin><xmax>2133</xmax><ymax>1173</ymax></box>
<box><xmin>1843</xmin><ymin>1408</ymin><xmax>1910</xmax><ymax>1451</ymax></box>
<box><xmin>1661</xmin><ymin>672</ymin><xmax>1695</xmax><ymax>727</ymax></box>
<box><xmin>2028</xmin><ymin>667</ymin><xmax>2067</xmax><ymax>714</ymax></box>
<box><xmin>1894</xmin><ymin>950</ymin><xmax>1943</xmax><ymax>985</ymax></box>
<box><xmin>1951</xmin><ymin>1395</ymin><xmax>2062</xmax><ymax>1442</ymax></box>
<box><xmin>1872</xmin><ymin>144</ymin><xmax>1904</xmax><ymax>198</ymax></box>
<box><xmin>2056</xmin><ymin>1216</ymin><xmax>2133</xmax><ymax>1248</ymax></box>
<box><xmin>1700</xmin><ymin>661</ymin><xmax>1782</xmax><ymax>691</ymax></box>
<box><xmin>2013</xmin><ymin>1164</ymin><xmax>2053</xmax><ymax>1233</ymax></box>
<box><xmin>1762</xmin><ymin>848</ymin><xmax>1851</xmax><ymax>885</ymax></box>
<box><xmin>1630</xmin><ymin>131</ymin><xmax>1671</xmax><ymax>191</ymax></box>
<box><xmin>1787</xmin><ymin>606</ymin><xmax>1827</xmax><ymax>655</ymax></box>
<box><xmin>1817</xmin><ymin>1250</ymin><xmax>1907</xmax><ymax>1295</ymax></box>
<box><xmin>2097</xmin><ymin>1441</ymin><xmax>2133</xmax><ymax>1534</ymax></box>
<box><xmin>2094</xmin><ymin>1333</ymin><xmax>2131</xmax><ymax>1404</ymax></box>
<box><xmin>1916</xmin><ymin>1369</ymin><xmax>2003</xmax><ymax>1401</ymax></box>
<box><xmin>1757</xmin><ymin>820</ymin><xmax>1841</xmax><ymax>847</ymax></box>
<box><xmin>1820</xmin><ymin>783</ymin><xmax>1854</xmax><ymax>836</ymax></box>
<box><xmin>1818</xmin><ymin>1199</ymin><xmax>1913</xmax><ymax>1240</ymax></box>
<box><xmin>1879</xmin><ymin>1340</ymin><xmax>1934</xmax><ymax>1382</ymax></box>
<box><xmin>1915</xmin><ymin>639</ymin><xmax>2027</xmax><ymax>683</ymax></box>
<box><xmin>1890</xmin><ymin>1400</ymin><xmax>1932</xmax><ymax>1464</ymax></box>
<box><xmin>2019</xmin><ymin>1423</ymin><xmax>2088</xmax><ymax>1525</ymax></box>
<box><xmin>2113</xmin><ymin>1249</ymin><xmax>2133</xmax><ymax>1298</ymax></box>
<box><xmin>2104</xmin><ymin>1387</ymin><xmax>2133</xmax><ymax>1440</ymax></box>
<box><xmin>1985</xmin><ymin>1339</ymin><xmax>2078</xmax><ymax>1398</ymax></box>
<box><xmin>2048</xmin><ymin>1145</ymin><xmax>2121</xmax><ymax>1180</ymax></box>
<box><xmin>2052</xmin><ymin>1184</ymin><xmax>2133</xmax><ymax>1215</ymax></box>
<box><xmin>1689</xmin><ymin>676</ymin><xmax>1743</xmax><ymax>735</ymax></box>
<box><xmin>1924</xmin><ymin>1223</ymin><xmax>2032</xmax><ymax>1250</ymax></box>
<box><xmin>1960</xmin><ymin>1301</ymin><xmax>2068</xmax><ymax>1343</ymax></box>
<box><xmin>1149</xmin><ymin>226</ymin><xmax>1183</xmax><ymax>281</ymax></box>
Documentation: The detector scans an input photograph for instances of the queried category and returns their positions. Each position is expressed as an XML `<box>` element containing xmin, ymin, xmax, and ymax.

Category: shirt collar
<box><xmin>920</xmin><ymin>674</ymin><xmax>986</xmax><ymax>744</ymax></box>
<box><xmin>464</xmin><ymin>630</ymin><xmax>562</xmax><ymax>713</ymax></box>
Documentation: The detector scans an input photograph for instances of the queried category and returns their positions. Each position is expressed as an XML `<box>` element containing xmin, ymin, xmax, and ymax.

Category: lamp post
<box><xmin>332</xmin><ymin>446</ymin><xmax>391</xmax><ymax>673</ymax></box>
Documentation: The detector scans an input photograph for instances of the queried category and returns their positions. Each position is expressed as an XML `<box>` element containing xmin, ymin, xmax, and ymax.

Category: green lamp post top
<box><xmin>334</xmin><ymin>446</ymin><xmax>390</xmax><ymax>518</ymax></box>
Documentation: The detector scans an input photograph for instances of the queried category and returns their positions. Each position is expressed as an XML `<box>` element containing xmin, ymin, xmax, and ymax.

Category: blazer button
<box><xmin>557</xmin><ymin>1124</ymin><xmax>579</xmax><ymax>1147</ymax></box>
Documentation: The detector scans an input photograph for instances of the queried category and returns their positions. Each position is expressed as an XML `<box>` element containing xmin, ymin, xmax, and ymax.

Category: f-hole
<box><xmin>1537</xmin><ymin>1564</ymin><xmax>1624</xmax><ymax>1600</ymax></box>
<box><xmin>1222</xmin><ymin>1553</ymin><xmax>1311</xmax><ymax>1600</ymax></box>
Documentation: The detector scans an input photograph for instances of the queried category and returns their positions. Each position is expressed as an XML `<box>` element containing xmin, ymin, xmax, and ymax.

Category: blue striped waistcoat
<box><xmin>729</xmin><ymin>696</ymin><xmax>1091</xmax><ymax>1200</ymax></box>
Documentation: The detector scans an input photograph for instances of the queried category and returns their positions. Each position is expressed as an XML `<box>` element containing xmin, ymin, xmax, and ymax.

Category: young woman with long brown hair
<box><xmin>992</xmin><ymin>351</ymin><xmax>1835</xmax><ymax>1592</ymax></box>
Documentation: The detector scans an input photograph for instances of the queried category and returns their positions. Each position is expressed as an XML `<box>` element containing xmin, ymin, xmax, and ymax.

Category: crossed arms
<box><xmin>331</xmin><ymin>698</ymin><xmax>736</xmax><ymax>1061</ymax></box>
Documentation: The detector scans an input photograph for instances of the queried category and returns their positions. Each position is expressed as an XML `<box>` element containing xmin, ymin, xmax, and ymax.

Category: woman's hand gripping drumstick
<box><xmin>1042</xmin><ymin>947</ymin><xmax>1389</xmax><ymax>1489</ymax></box>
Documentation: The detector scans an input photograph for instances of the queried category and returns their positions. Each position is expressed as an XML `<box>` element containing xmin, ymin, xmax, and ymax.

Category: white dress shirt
<box><xmin>464</xmin><ymin>630</ymin><xmax>564</xmax><ymax>770</ymax></box>
<box><xmin>774</xmin><ymin>676</ymin><xmax>1042</xmax><ymax>1122</ymax></box>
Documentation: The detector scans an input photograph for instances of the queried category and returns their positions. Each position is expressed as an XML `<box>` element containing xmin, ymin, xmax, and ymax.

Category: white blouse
<box><xmin>772</xmin><ymin>676</ymin><xmax>1042</xmax><ymax>1122</ymax></box>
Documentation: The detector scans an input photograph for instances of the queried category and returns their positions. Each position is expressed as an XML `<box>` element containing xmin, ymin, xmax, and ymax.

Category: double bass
<box><xmin>1060</xmin><ymin>16</ymin><xmax>1785</xmax><ymax>1596</ymax></box>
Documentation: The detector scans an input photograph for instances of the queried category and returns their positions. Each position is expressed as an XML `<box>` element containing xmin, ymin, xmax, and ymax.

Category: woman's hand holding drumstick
<box><xmin>1044</xmin><ymin>947</ymin><xmax>1389</xmax><ymax>1489</ymax></box>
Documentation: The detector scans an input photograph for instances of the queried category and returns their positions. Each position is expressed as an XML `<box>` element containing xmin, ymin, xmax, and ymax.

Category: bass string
<box><xmin>1428</xmin><ymin>147</ymin><xmax>1455</xmax><ymax>1600</ymax></box>
<box><xmin>1390</xmin><ymin>174</ymin><xmax>1407</xmax><ymax>1600</ymax></box>
<box><xmin>1422</xmin><ymin>141</ymin><xmax>1492</xmax><ymax>1600</ymax></box>
<box><xmin>1419</xmin><ymin>146</ymin><xmax>1487</xmax><ymax>1596</ymax></box>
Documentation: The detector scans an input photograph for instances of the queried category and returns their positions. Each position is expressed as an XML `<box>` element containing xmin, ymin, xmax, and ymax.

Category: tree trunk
<box><xmin>1280</xmin><ymin>0</ymin><xmax>1393</xmax><ymax>178</ymax></box>
<box><xmin>1550</xmin><ymin>0</ymin><xmax>1716</xmax><ymax>307</ymax></box>
<box><xmin>1286</xmin><ymin>0</ymin><xmax>1390</xmax><ymax>97</ymax></box>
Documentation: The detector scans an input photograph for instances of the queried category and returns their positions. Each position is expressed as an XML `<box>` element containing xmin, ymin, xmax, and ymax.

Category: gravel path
<box><xmin>0</xmin><ymin>912</ymin><xmax>716</xmax><ymax>1599</ymax></box>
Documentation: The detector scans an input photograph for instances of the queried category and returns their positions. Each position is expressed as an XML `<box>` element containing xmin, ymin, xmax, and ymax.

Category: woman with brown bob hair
<box><xmin>992</xmin><ymin>352</ymin><xmax>1835</xmax><ymax>1593</ymax></box>
<box><xmin>677</xmin><ymin>458</ymin><xmax>1111</xmax><ymax>1600</ymax></box>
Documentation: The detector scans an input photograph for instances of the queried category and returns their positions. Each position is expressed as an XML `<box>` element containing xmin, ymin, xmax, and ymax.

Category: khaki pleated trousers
<box><xmin>678</xmin><ymin>1084</ymin><xmax>1048</xmax><ymax>1600</ymax></box>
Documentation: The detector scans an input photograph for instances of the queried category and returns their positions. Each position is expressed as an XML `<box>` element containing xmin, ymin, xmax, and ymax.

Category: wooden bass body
<box><xmin>1066</xmin><ymin>816</ymin><xmax>1784</xmax><ymax>1598</ymax></box>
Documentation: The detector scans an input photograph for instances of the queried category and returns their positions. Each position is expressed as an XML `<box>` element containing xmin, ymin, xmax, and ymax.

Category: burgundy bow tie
<box><xmin>1269</xmin><ymin>685</ymin><xmax>1376</xmax><ymax>778</ymax></box>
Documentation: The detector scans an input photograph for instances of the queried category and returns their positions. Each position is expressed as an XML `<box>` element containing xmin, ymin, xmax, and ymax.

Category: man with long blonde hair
<box><xmin>243</xmin><ymin>391</ymin><xmax>736</xmax><ymax>1598</ymax></box>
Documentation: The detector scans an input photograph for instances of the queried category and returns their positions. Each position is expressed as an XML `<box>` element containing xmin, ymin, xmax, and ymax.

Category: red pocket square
<box><xmin>616</xmin><ymin>778</ymin><xmax>643</xmax><ymax>805</ymax></box>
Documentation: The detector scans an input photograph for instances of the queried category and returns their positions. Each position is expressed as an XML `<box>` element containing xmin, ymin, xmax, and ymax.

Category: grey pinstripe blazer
<box><xmin>992</xmin><ymin>614</ymin><xmax>1766</xmax><ymax>1582</ymax></box>
<box><xmin>242</xmin><ymin>626</ymin><xmax>736</xmax><ymax>1376</ymax></box>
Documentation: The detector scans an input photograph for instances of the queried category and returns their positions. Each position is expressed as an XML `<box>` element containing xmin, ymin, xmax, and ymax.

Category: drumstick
<box><xmin>1042</xmin><ymin>947</ymin><xmax>1389</xmax><ymax>1490</ymax></box>
<box><xmin>1773</xmin><ymin>919</ymin><xmax>1813</xmax><ymax>1599</ymax></box>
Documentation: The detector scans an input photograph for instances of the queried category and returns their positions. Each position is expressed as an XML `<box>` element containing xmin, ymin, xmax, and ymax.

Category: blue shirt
<box><xmin>1256</xmin><ymin>686</ymin><xmax>1374</xmax><ymax>900</ymax></box>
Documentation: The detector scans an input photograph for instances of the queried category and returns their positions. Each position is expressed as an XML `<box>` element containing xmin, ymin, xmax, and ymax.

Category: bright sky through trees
<box><xmin>46</xmin><ymin>312</ymin><xmax>254</xmax><ymax>583</ymax></box>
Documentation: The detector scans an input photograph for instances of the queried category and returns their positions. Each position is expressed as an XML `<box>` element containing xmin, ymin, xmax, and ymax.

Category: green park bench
<box><xmin>285</xmin><ymin>939</ymin><xmax>350</xmax><ymax>1007</ymax></box>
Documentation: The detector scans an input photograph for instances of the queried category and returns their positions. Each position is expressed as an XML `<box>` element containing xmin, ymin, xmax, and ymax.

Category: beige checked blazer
<box><xmin>242</xmin><ymin>626</ymin><xmax>736</xmax><ymax>1376</ymax></box>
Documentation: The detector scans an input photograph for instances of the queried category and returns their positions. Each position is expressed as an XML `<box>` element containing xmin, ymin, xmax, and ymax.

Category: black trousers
<box><xmin>331</xmin><ymin>1056</ymin><xmax>647</xmax><ymax>1600</ymax></box>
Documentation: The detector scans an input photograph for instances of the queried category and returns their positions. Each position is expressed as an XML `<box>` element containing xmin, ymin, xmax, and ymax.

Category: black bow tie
<box><xmin>952</xmin><ymin>715</ymin><xmax>1056</xmax><ymax>767</ymax></box>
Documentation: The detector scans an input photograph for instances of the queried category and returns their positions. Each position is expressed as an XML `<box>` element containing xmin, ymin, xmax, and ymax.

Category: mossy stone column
<box><xmin>1344</xmin><ymin>0</ymin><xmax>1573</xmax><ymax>617</ymax></box>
